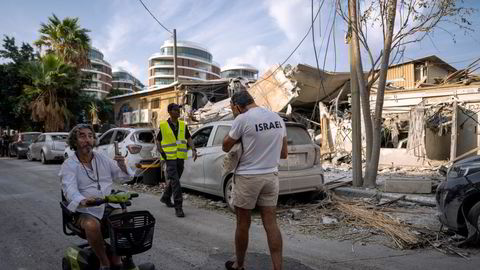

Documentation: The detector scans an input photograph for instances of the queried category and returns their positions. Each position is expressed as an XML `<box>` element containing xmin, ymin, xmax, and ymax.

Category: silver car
<box><xmin>180</xmin><ymin>121</ymin><xmax>324</xmax><ymax>209</ymax></box>
<box><xmin>27</xmin><ymin>132</ymin><xmax>68</xmax><ymax>164</ymax></box>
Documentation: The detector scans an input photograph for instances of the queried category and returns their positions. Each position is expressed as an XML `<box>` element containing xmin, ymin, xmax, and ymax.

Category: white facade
<box><xmin>82</xmin><ymin>47</ymin><xmax>112</xmax><ymax>99</ymax></box>
<box><xmin>221</xmin><ymin>63</ymin><xmax>259</xmax><ymax>80</ymax></box>
<box><xmin>112</xmin><ymin>67</ymin><xmax>145</xmax><ymax>94</ymax></box>
<box><xmin>148</xmin><ymin>40</ymin><xmax>221</xmax><ymax>90</ymax></box>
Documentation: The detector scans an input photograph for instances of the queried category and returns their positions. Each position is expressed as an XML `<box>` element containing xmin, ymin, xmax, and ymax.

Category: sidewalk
<box><xmin>332</xmin><ymin>186</ymin><xmax>437</xmax><ymax>206</ymax></box>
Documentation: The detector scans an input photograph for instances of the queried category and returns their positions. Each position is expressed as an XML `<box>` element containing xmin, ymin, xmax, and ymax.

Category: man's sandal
<box><xmin>225</xmin><ymin>260</ymin><xmax>245</xmax><ymax>270</ymax></box>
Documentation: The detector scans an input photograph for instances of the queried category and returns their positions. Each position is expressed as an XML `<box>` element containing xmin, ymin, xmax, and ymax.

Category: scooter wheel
<box><xmin>62</xmin><ymin>258</ymin><xmax>70</xmax><ymax>270</ymax></box>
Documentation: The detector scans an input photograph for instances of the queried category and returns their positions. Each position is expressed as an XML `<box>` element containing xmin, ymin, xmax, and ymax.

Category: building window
<box><xmin>151</xmin><ymin>98</ymin><xmax>160</xmax><ymax>109</ymax></box>
<box><xmin>141</xmin><ymin>99</ymin><xmax>148</xmax><ymax>109</ymax></box>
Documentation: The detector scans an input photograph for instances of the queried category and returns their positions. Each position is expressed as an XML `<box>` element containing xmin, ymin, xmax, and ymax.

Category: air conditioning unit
<box><xmin>140</xmin><ymin>109</ymin><xmax>150</xmax><ymax>123</ymax></box>
<box><xmin>131</xmin><ymin>110</ymin><xmax>140</xmax><ymax>124</ymax></box>
<box><xmin>123</xmin><ymin>112</ymin><xmax>131</xmax><ymax>125</ymax></box>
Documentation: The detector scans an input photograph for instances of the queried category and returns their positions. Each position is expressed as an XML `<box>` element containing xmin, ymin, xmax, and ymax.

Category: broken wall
<box><xmin>456</xmin><ymin>104</ymin><xmax>480</xmax><ymax>157</ymax></box>
<box><xmin>424</xmin><ymin>128</ymin><xmax>451</xmax><ymax>160</ymax></box>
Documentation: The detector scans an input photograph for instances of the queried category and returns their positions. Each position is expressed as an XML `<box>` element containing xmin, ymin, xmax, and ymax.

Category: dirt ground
<box><xmin>119</xmin><ymin>165</ymin><xmax>478</xmax><ymax>258</ymax></box>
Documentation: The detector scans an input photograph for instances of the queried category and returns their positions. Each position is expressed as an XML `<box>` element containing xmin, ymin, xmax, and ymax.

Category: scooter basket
<box><xmin>107</xmin><ymin>211</ymin><xmax>155</xmax><ymax>256</ymax></box>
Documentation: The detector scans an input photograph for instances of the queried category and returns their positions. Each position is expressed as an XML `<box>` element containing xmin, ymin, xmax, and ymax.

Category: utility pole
<box><xmin>173</xmin><ymin>29</ymin><xmax>178</xmax><ymax>84</ymax></box>
<box><xmin>348</xmin><ymin>0</ymin><xmax>363</xmax><ymax>187</ymax></box>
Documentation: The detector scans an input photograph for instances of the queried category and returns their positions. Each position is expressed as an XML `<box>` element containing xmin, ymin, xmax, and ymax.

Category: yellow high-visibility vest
<box><xmin>159</xmin><ymin>120</ymin><xmax>188</xmax><ymax>160</ymax></box>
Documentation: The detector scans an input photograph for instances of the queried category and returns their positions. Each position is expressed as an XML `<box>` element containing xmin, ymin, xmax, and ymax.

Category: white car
<box><xmin>180</xmin><ymin>120</ymin><xmax>324</xmax><ymax>210</ymax></box>
<box><xmin>64</xmin><ymin>128</ymin><xmax>156</xmax><ymax>176</ymax></box>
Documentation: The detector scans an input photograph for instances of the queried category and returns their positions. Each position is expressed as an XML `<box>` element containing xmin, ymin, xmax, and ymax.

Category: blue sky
<box><xmin>1</xmin><ymin>0</ymin><xmax>479</xmax><ymax>85</ymax></box>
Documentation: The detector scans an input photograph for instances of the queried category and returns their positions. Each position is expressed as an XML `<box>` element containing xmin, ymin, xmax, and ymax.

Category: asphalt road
<box><xmin>0</xmin><ymin>157</ymin><xmax>479</xmax><ymax>270</ymax></box>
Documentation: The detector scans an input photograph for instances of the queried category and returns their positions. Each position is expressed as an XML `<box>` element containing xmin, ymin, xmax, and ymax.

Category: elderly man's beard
<box><xmin>78</xmin><ymin>142</ymin><xmax>94</xmax><ymax>154</ymax></box>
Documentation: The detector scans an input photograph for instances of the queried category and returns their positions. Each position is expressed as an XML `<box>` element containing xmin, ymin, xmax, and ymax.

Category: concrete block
<box><xmin>383</xmin><ymin>178</ymin><xmax>432</xmax><ymax>194</ymax></box>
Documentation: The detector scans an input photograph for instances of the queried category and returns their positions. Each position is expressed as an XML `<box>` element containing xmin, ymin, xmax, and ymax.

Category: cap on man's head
<box><xmin>167</xmin><ymin>103</ymin><xmax>182</xmax><ymax>111</ymax></box>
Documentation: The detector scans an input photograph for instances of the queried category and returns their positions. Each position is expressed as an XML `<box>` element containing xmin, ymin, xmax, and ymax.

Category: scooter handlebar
<box><xmin>84</xmin><ymin>192</ymin><xmax>139</xmax><ymax>206</ymax></box>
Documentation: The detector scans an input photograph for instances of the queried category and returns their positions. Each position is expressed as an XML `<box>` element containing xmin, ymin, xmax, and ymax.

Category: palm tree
<box><xmin>21</xmin><ymin>54</ymin><xmax>81</xmax><ymax>131</ymax></box>
<box><xmin>34</xmin><ymin>14</ymin><xmax>91</xmax><ymax>69</ymax></box>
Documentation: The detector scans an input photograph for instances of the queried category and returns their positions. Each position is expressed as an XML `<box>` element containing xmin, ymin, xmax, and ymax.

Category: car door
<box><xmin>32</xmin><ymin>135</ymin><xmax>45</xmax><ymax>159</ymax></box>
<box><xmin>202</xmin><ymin>124</ymin><xmax>231</xmax><ymax>194</ymax></box>
<box><xmin>96</xmin><ymin>130</ymin><xmax>115</xmax><ymax>156</ymax></box>
<box><xmin>29</xmin><ymin>136</ymin><xmax>39</xmax><ymax>159</ymax></box>
<box><xmin>179</xmin><ymin>126</ymin><xmax>213</xmax><ymax>190</ymax></box>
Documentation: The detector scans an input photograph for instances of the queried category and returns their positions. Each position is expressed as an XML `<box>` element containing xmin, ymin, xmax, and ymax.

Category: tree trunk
<box><xmin>348</xmin><ymin>0</ymin><xmax>363</xmax><ymax>187</ymax></box>
<box><xmin>350</xmin><ymin>0</ymin><xmax>373</xmax><ymax>169</ymax></box>
<box><xmin>364</xmin><ymin>0</ymin><xmax>397</xmax><ymax>187</ymax></box>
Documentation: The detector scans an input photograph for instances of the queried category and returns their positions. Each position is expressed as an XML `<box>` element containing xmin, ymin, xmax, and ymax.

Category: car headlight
<box><xmin>447</xmin><ymin>164</ymin><xmax>480</xmax><ymax>178</ymax></box>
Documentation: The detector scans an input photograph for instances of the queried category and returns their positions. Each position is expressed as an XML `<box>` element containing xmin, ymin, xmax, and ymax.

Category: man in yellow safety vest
<box><xmin>156</xmin><ymin>103</ymin><xmax>197</xmax><ymax>217</ymax></box>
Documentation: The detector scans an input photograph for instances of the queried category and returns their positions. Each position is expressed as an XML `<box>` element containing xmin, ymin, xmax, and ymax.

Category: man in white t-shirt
<box><xmin>222</xmin><ymin>91</ymin><xmax>288</xmax><ymax>270</ymax></box>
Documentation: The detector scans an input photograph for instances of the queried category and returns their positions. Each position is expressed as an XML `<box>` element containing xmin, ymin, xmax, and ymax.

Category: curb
<box><xmin>332</xmin><ymin>186</ymin><xmax>437</xmax><ymax>207</ymax></box>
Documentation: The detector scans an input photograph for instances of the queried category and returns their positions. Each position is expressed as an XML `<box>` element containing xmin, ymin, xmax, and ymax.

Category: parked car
<box><xmin>27</xmin><ymin>133</ymin><xmax>68</xmax><ymax>164</ymax></box>
<box><xmin>9</xmin><ymin>132</ymin><xmax>41</xmax><ymax>159</ymax></box>
<box><xmin>436</xmin><ymin>155</ymin><xmax>480</xmax><ymax>242</ymax></box>
<box><xmin>179</xmin><ymin>120</ymin><xmax>324</xmax><ymax>210</ymax></box>
<box><xmin>63</xmin><ymin>128</ymin><xmax>156</xmax><ymax>176</ymax></box>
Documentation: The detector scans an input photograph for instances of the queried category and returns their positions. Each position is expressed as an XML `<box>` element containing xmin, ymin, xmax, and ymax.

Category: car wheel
<box><xmin>16</xmin><ymin>152</ymin><xmax>22</xmax><ymax>159</ymax></box>
<box><xmin>41</xmin><ymin>151</ymin><xmax>48</xmax><ymax>164</ymax></box>
<box><xmin>467</xmin><ymin>201</ymin><xmax>480</xmax><ymax>242</ymax></box>
<box><xmin>224</xmin><ymin>176</ymin><xmax>235</xmax><ymax>212</ymax></box>
<box><xmin>27</xmin><ymin>150</ymin><xmax>33</xmax><ymax>161</ymax></box>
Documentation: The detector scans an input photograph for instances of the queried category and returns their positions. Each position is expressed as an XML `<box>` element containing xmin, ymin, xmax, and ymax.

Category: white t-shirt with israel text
<box><xmin>228</xmin><ymin>107</ymin><xmax>286</xmax><ymax>175</ymax></box>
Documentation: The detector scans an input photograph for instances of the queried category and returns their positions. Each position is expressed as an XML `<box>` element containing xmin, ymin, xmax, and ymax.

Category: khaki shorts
<box><xmin>75</xmin><ymin>205</ymin><xmax>122</xmax><ymax>229</ymax></box>
<box><xmin>233</xmin><ymin>172</ymin><xmax>279</xmax><ymax>210</ymax></box>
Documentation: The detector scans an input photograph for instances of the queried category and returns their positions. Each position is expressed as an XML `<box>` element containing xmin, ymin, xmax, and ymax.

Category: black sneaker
<box><xmin>175</xmin><ymin>208</ymin><xmax>185</xmax><ymax>218</ymax></box>
<box><xmin>160</xmin><ymin>197</ymin><xmax>174</xmax><ymax>208</ymax></box>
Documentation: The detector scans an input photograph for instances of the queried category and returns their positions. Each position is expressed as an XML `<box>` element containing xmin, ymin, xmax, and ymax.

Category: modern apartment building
<box><xmin>82</xmin><ymin>47</ymin><xmax>112</xmax><ymax>99</ymax></box>
<box><xmin>221</xmin><ymin>63</ymin><xmax>259</xmax><ymax>80</ymax></box>
<box><xmin>112</xmin><ymin>67</ymin><xmax>145</xmax><ymax>95</ymax></box>
<box><xmin>148</xmin><ymin>40</ymin><xmax>221</xmax><ymax>90</ymax></box>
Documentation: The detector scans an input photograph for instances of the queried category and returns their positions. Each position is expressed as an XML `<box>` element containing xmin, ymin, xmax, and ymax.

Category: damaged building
<box><xmin>371</xmin><ymin>56</ymin><xmax>480</xmax><ymax>167</ymax></box>
<box><xmin>109</xmin><ymin>54</ymin><xmax>480</xmax><ymax>168</ymax></box>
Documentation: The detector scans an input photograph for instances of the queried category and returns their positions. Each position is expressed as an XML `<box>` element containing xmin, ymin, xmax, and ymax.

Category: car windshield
<box><xmin>51</xmin><ymin>135</ymin><xmax>68</xmax><ymax>141</ymax></box>
<box><xmin>286</xmin><ymin>126</ymin><xmax>312</xmax><ymax>145</ymax></box>
<box><xmin>22</xmin><ymin>134</ymin><xmax>39</xmax><ymax>142</ymax></box>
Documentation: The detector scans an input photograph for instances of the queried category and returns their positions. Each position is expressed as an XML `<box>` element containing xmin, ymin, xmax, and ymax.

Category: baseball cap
<box><xmin>167</xmin><ymin>103</ymin><xmax>182</xmax><ymax>111</ymax></box>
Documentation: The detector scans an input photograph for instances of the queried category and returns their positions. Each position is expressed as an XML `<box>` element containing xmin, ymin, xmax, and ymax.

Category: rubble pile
<box><xmin>424</xmin><ymin>103</ymin><xmax>454</xmax><ymax>135</ymax></box>
<box><xmin>334</xmin><ymin>195</ymin><xmax>420</xmax><ymax>249</ymax></box>
<box><xmin>277</xmin><ymin>192</ymin><xmax>428</xmax><ymax>249</ymax></box>
<box><xmin>441</xmin><ymin>57</ymin><xmax>480</xmax><ymax>85</ymax></box>
<box><xmin>120</xmin><ymin>182</ymin><xmax>474</xmax><ymax>257</ymax></box>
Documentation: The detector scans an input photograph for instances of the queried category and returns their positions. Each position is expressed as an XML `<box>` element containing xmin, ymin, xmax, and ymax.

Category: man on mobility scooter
<box><xmin>60</xmin><ymin>124</ymin><xmax>154</xmax><ymax>270</ymax></box>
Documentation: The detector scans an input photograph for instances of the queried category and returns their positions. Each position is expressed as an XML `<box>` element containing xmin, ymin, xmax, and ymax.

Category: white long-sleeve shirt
<box><xmin>59</xmin><ymin>151</ymin><xmax>133</xmax><ymax>219</ymax></box>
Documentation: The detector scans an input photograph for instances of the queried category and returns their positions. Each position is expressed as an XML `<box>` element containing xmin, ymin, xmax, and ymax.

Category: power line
<box><xmin>254</xmin><ymin>2</ymin><xmax>323</xmax><ymax>86</ymax></box>
<box><xmin>138</xmin><ymin>0</ymin><xmax>173</xmax><ymax>34</ymax></box>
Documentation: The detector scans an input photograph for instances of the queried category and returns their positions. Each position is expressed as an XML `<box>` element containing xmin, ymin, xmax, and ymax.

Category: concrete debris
<box><xmin>321</xmin><ymin>216</ymin><xmax>338</xmax><ymax>224</ymax></box>
<box><xmin>120</xmin><ymin>182</ymin><xmax>473</xmax><ymax>256</ymax></box>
